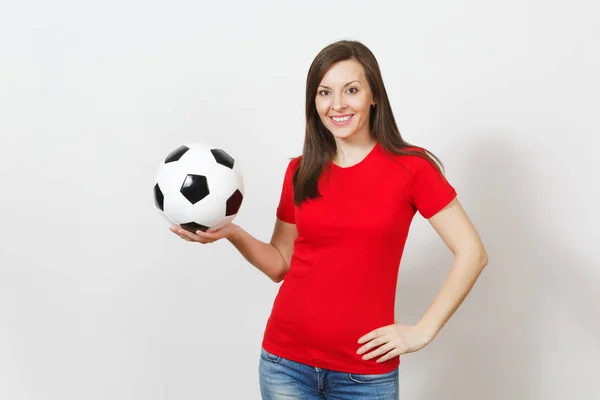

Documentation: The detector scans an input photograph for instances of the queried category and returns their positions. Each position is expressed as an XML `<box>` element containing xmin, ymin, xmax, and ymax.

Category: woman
<box><xmin>171</xmin><ymin>40</ymin><xmax>488</xmax><ymax>400</ymax></box>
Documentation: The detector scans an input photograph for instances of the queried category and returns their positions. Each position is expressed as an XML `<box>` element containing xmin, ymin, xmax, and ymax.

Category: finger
<box><xmin>177</xmin><ymin>228</ymin><xmax>203</xmax><ymax>242</ymax></box>
<box><xmin>196</xmin><ymin>230</ymin><xmax>219</xmax><ymax>241</ymax></box>
<box><xmin>169</xmin><ymin>228</ymin><xmax>187</xmax><ymax>240</ymax></box>
<box><xmin>357</xmin><ymin>336</ymin><xmax>388</xmax><ymax>355</ymax></box>
<box><xmin>357</xmin><ymin>334</ymin><xmax>370</xmax><ymax>345</ymax></box>
<box><xmin>362</xmin><ymin>343</ymin><xmax>393</xmax><ymax>360</ymax></box>
<box><xmin>376</xmin><ymin>348</ymin><xmax>402</xmax><ymax>363</ymax></box>
<box><xmin>176</xmin><ymin>232</ymin><xmax>190</xmax><ymax>241</ymax></box>
<box><xmin>357</xmin><ymin>329</ymin><xmax>381</xmax><ymax>344</ymax></box>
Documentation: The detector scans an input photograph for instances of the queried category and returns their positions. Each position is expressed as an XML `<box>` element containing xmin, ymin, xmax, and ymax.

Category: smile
<box><xmin>330</xmin><ymin>114</ymin><xmax>354</xmax><ymax>126</ymax></box>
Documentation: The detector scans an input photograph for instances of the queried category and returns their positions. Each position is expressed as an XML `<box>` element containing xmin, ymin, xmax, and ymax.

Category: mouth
<box><xmin>329</xmin><ymin>114</ymin><xmax>354</xmax><ymax>126</ymax></box>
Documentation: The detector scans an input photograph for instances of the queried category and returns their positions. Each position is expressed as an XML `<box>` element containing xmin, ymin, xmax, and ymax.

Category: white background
<box><xmin>1</xmin><ymin>0</ymin><xmax>599</xmax><ymax>399</ymax></box>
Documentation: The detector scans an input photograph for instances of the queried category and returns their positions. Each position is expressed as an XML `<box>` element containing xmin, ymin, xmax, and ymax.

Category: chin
<box><xmin>329</xmin><ymin>125</ymin><xmax>359</xmax><ymax>139</ymax></box>
<box><xmin>328</xmin><ymin>130</ymin><xmax>353</xmax><ymax>139</ymax></box>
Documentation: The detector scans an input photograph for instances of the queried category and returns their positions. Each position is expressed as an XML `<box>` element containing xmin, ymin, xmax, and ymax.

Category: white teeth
<box><xmin>332</xmin><ymin>115</ymin><xmax>352</xmax><ymax>122</ymax></box>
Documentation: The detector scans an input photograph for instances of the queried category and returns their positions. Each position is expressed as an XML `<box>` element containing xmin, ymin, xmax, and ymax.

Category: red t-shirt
<box><xmin>261</xmin><ymin>141</ymin><xmax>457</xmax><ymax>374</ymax></box>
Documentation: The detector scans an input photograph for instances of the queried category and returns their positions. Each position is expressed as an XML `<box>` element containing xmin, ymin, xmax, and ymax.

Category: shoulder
<box><xmin>380</xmin><ymin>145</ymin><xmax>424</xmax><ymax>168</ymax></box>
<box><xmin>377</xmin><ymin>145</ymin><xmax>445</xmax><ymax>181</ymax></box>
<box><xmin>394</xmin><ymin>146</ymin><xmax>436</xmax><ymax>170</ymax></box>
<box><xmin>281</xmin><ymin>156</ymin><xmax>302</xmax><ymax>181</ymax></box>
<box><xmin>287</xmin><ymin>155</ymin><xmax>302</xmax><ymax>172</ymax></box>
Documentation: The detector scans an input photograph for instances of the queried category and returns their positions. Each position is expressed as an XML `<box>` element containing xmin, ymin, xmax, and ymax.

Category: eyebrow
<box><xmin>318</xmin><ymin>80</ymin><xmax>360</xmax><ymax>89</ymax></box>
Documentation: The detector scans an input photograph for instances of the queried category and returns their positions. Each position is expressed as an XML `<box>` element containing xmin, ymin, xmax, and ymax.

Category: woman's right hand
<box><xmin>170</xmin><ymin>223</ymin><xmax>240</xmax><ymax>244</ymax></box>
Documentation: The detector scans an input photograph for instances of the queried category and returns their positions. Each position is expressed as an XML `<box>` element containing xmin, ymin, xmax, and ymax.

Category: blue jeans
<box><xmin>259</xmin><ymin>347</ymin><xmax>399</xmax><ymax>399</ymax></box>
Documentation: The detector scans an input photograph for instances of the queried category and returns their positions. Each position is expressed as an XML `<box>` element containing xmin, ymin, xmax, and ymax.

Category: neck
<box><xmin>332</xmin><ymin>135</ymin><xmax>377</xmax><ymax>167</ymax></box>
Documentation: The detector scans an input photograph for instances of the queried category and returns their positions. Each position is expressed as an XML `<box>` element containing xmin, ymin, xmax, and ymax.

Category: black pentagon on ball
<box><xmin>153</xmin><ymin>183</ymin><xmax>164</xmax><ymax>211</ymax></box>
<box><xmin>180</xmin><ymin>222</ymin><xmax>210</xmax><ymax>233</ymax></box>
<box><xmin>164</xmin><ymin>145</ymin><xmax>189</xmax><ymax>163</ymax></box>
<box><xmin>180</xmin><ymin>174</ymin><xmax>209</xmax><ymax>204</ymax></box>
<box><xmin>226</xmin><ymin>189</ymin><xmax>243</xmax><ymax>216</ymax></box>
<box><xmin>211</xmin><ymin>149</ymin><xmax>235</xmax><ymax>169</ymax></box>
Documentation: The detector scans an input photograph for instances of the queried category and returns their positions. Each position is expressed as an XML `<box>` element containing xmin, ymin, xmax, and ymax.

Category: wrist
<box><xmin>225</xmin><ymin>223</ymin><xmax>242</xmax><ymax>241</ymax></box>
<box><xmin>415</xmin><ymin>320</ymin><xmax>440</xmax><ymax>344</ymax></box>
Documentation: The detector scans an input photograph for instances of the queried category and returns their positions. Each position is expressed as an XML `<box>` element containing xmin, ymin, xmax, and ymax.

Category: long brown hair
<box><xmin>293</xmin><ymin>40</ymin><xmax>446</xmax><ymax>205</ymax></box>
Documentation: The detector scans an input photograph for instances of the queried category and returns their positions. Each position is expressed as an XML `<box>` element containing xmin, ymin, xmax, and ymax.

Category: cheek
<box><xmin>348</xmin><ymin>97</ymin><xmax>371</xmax><ymax>113</ymax></box>
<box><xmin>315</xmin><ymin>98</ymin><xmax>330</xmax><ymax>116</ymax></box>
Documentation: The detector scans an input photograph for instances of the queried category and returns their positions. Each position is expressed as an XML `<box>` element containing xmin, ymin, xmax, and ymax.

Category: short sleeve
<box><xmin>409</xmin><ymin>155</ymin><xmax>457</xmax><ymax>219</ymax></box>
<box><xmin>276</xmin><ymin>158</ymin><xmax>299</xmax><ymax>224</ymax></box>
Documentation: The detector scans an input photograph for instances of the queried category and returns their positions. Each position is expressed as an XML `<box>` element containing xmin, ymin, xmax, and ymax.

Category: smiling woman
<box><xmin>293</xmin><ymin>39</ymin><xmax>450</xmax><ymax>204</ymax></box>
<box><xmin>172</xmin><ymin>39</ymin><xmax>488</xmax><ymax>400</ymax></box>
<box><xmin>255</xmin><ymin>39</ymin><xmax>488</xmax><ymax>399</ymax></box>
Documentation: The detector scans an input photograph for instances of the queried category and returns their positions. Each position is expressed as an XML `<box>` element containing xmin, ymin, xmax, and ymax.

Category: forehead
<box><xmin>320</xmin><ymin>59</ymin><xmax>366</xmax><ymax>85</ymax></box>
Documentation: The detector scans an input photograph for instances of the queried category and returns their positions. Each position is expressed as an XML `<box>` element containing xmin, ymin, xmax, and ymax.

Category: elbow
<box><xmin>478</xmin><ymin>250</ymin><xmax>489</xmax><ymax>268</ymax></box>
<box><xmin>456</xmin><ymin>247</ymin><xmax>488</xmax><ymax>269</ymax></box>
<box><xmin>271</xmin><ymin>264</ymin><xmax>290</xmax><ymax>283</ymax></box>
<box><xmin>471</xmin><ymin>240</ymin><xmax>488</xmax><ymax>268</ymax></box>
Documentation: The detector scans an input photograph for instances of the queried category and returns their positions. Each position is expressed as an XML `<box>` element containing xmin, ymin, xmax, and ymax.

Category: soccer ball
<box><xmin>153</xmin><ymin>143</ymin><xmax>244</xmax><ymax>233</ymax></box>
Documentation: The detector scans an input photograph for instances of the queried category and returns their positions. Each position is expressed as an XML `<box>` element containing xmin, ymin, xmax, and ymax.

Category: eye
<box><xmin>318</xmin><ymin>89</ymin><xmax>330</xmax><ymax>96</ymax></box>
<box><xmin>346</xmin><ymin>87</ymin><xmax>359</xmax><ymax>94</ymax></box>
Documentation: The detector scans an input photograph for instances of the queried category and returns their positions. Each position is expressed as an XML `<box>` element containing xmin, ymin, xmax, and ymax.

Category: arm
<box><xmin>227</xmin><ymin>218</ymin><xmax>297</xmax><ymax>283</ymax></box>
<box><xmin>415</xmin><ymin>197</ymin><xmax>489</xmax><ymax>342</ymax></box>
<box><xmin>268</xmin><ymin>218</ymin><xmax>297</xmax><ymax>282</ymax></box>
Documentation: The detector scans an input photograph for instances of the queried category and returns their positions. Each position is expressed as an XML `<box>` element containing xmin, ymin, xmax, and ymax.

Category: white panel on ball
<box><xmin>158</xmin><ymin>209</ymin><xmax>177</xmax><ymax>227</ymax></box>
<box><xmin>179</xmin><ymin>145</ymin><xmax>218</xmax><ymax>176</ymax></box>
<box><xmin>208</xmin><ymin>215</ymin><xmax>236</xmax><ymax>232</ymax></box>
<box><xmin>206</xmin><ymin>164</ymin><xmax>238</xmax><ymax>201</ymax></box>
<box><xmin>232</xmin><ymin>163</ymin><xmax>244</xmax><ymax>195</ymax></box>
<box><xmin>163</xmin><ymin>193</ymin><xmax>194</xmax><ymax>224</ymax></box>
<box><xmin>155</xmin><ymin>162</ymin><xmax>189</xmax><ymax>195</ymax></box>
<box><xmin>191</xmin><ymin>193</ymin><xmax>227</xmax><ymax>228</ymax></box>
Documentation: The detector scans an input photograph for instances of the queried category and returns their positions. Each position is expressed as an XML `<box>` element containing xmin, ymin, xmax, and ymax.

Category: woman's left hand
<box><xmin>356</xmin><ymin>322</ymin><xmax>433</xmax><ymax>363</ymax></box>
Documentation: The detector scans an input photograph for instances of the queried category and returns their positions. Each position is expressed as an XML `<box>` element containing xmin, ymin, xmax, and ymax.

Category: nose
<box><xmin>331</xmin><ymin>93</ymin><xmax>346</xmax><ymax>111</ymax></box>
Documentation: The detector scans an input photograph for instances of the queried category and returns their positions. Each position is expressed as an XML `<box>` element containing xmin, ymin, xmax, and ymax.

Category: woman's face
<box><xmin>315</xmin><ymin>59</ymin><xmax>375</xmax><ymax>141</ymax></box>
